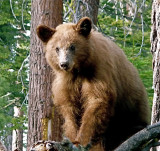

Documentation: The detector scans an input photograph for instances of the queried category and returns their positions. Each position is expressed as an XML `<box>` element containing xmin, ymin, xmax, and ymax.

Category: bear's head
<box><xmin>36</xmin><ymin>17</ymin><xmax>92</xmax><ymax>72</ymax></box>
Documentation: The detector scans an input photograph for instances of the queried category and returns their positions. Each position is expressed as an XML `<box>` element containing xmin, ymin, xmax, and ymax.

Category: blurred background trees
<box><xmin>0</xmin><ymin>0</ymin><xmax>30</xmax><ymax>150</ymax></box>
<box><xmin>0</xmin><ymin>0</ymin><xmax>153</xmax><ymax>150</ymax></box>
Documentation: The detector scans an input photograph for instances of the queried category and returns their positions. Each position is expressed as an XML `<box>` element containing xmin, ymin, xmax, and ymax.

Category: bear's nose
<box><xmin>60</xmin><ymin>62</ymin><xmax>69</xmax><ymax>70</ymax></box>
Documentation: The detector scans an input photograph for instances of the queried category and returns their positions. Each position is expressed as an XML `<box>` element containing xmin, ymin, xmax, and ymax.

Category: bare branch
<box><xmin>0</xmin><ymin>93</ymin><xmax>11</xmax><ymax>99</ymax></box>
<box><xmin>0</xmin><ymin>98</ymin><xmax>18</xmax><ymax>110</ymax></box>
<box><xmin>21</xmin><ymin>0</ymin><xmax>26</xmax><ymax>31</ymax></box>
<box><xmin>125</xmin><ymin>0</ymin><xmax>138</xmax><ymax>38</ymax></box>
<box><xmin>9</xmin><ymin>0</ymin><xmax>20</xmax><ymax>22</ymax></box>
<box><xmin>135</xmin><ymin>0</ymin><xmax>145</xmax><ymax>57</ymax></box>
<box><xmin>115</xmin><ymin>122</ymin><xmax>160</xmax><ymax>151</ymax></box>
<box><xmin>17</xmin><ymin>54</ymin><xmax>29</xmax><ymax>93</ymax></box>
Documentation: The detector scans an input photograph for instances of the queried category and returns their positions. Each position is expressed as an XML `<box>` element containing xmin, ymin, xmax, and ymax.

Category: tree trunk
<box><xmin>27</xmin><ymin>0</ymin><xmax>63</xmax><ymax>150</ymax></box>
<box><xmin>72</xmin><ymin>0</ymin><xmax>99</xmax><ymax>25</ymax></box>
<box><xmin>5</xmin><ymin>129</ymin><xmax>12</xmax><ymax>151</ymax></box>
<box><xmin>150</xmin><ymin>0</ymin><xmax>160</xmax><ymax>150</ymax></box>
<box><xmin>0</xmin><ymin>141</ymin><xmax>7</xmax><ymax>151</ymax></box>
<box><xmin>12</xmin><ymin>106</ymin><xmax>23</xmax><ymax>151</ymax></box>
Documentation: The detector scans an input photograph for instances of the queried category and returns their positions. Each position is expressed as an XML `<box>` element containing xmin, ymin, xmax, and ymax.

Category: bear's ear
<box><xmin>36</xmin><ymin>25</ymin><xmax>56</xmax><ymax>43</ymax></box>
<box><xmin>75</xmin><ymin>17</ymin><xmax>92</xmax><ymax>37</ymax></box>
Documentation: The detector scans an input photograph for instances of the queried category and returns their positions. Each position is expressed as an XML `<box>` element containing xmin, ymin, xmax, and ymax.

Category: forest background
<box><xmin>0</xmin><ymin>0</ymin><xmax>153</xmax><ymax>150</ymax></box>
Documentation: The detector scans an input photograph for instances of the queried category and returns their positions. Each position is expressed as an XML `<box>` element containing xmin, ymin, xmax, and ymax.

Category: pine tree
<box><xmin>27</xmin><ymin>0</ymin><xmax>63</xmax><ymax>150</ymax></box>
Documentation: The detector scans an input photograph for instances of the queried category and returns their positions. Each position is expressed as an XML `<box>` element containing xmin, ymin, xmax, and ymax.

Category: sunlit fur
<box><xmin>37</xmin><ymin>17</ymin><xmax>150</xmax><ymax>151</ymax></box>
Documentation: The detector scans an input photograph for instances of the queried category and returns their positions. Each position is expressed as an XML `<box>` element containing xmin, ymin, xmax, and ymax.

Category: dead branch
<box><xmin>30</xmin><ymin>122</ymin><xmax>160</xmax><ymax>151</ymax></box>
<box><xmin>115</xmin><ymin>122</ymin><xmax>160</xmax><ymax>151</ymax></box>
<box><xmin>30</xmin><ymin>138</ymin><xmax>91</xmax><ymax>151</ymax></box>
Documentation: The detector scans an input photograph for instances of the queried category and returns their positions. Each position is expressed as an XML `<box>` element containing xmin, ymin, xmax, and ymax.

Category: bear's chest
<box><xmin>67</xmin><ymin>77</ymin><xmax>83</xmax><ymax>103</ymax></box>
<box><xmin>54</xmin><ymin>72</ymin><xmax>91</xmax><ymax>105</ymax></box>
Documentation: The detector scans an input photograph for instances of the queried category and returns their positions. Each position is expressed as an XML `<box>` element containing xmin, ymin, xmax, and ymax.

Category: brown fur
<box><xmin>37</xmin><ymin>17</ymin><xmax>150</xmax><ymax>151</ymax></box>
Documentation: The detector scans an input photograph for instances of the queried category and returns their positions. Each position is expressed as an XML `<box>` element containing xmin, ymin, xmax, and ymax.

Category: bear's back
<box><xmin>89</xmin><ymin>31</ymin><xmax>140</xmax><ymax>91</ymax></box>
<box><xmin>90</xmin><ymin>30</ymin><xmax>150</xmax><ymax>123</ymax></box>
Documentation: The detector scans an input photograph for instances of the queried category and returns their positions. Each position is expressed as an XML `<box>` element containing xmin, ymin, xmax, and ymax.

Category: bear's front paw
<box><xmin>72</xmin><ymin>141</ymin><xmax>80</xmax><ymax>147</ymax></box>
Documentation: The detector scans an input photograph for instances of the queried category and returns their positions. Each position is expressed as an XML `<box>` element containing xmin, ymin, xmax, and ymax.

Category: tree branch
<box><xmin>9</xmin><ymin>0</ymin><xmax>20</xmax><ymax>22</ymax></box>
<box><xmin>115</xmin><ymin>122</ymin><xmax>160</xmax><ymax>151</ymax></box>
<box><xmin>30</xmin><ymin>138</ymin><xmax>92</xmax><ymax>151</ymax></box>
<box><xmin>30</xmin><ymin>122</ymin><xmax>160</xmax><ymax>151</ymax></box>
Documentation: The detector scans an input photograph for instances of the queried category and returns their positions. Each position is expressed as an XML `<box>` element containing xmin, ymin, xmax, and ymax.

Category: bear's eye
<box><xmin>69</xmin><ymin>45</ymin><xmax>75</xmax><ymax>52</ymax></box>
<box><xmin>56</xmin><ymin>47</ymin><xmax>59</xmax><ymax>54</ymax></box>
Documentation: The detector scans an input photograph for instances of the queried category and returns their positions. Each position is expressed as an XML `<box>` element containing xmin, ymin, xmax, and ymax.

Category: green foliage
<box><xmin>0</xmin><ymin>0</ymin><xmax>30</xmax><ymax>146</ymax></box>
<box><xmin>11</xmin><ymin>114</ymin><xmax>27</xmax><ymax>130</ymax></box>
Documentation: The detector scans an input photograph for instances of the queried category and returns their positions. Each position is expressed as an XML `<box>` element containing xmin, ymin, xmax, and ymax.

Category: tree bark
<box><xmin>150</xmin><ymin>0</ymin><xmax>160</xmax><ymax>150</ymax></box>
<box><xmin>12</xmin><ymin>106</ymin><xmax>23</xmax><ymax>151</ymax></box>
<box><xmin>27</xmin><ymin>0</ymin><xmax>63</xmax><ymax>150</ymax></box>
<box><xmin>151</xmin><ymin>0</ymin><xmax>160</xmax><ymax>125</ymax></box>
<box><xmin>72</xmin><ymin>0</ymin><xmax>99</xmax><ymax>25</ymax></box>
<box><xmin>0</xmin><ymin>141</ymin><xmax>7</xmax><ymax>151</ymax></box>
<box><xmin>5</xmin><ymin>134</ymin><xmax>12</xmax><ymax>151</ymax></box>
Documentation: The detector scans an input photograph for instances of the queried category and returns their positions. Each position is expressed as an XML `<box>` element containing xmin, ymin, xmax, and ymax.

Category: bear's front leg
<box><xmin>75</xmin><ymin>82</ymin><xmax>116</xmax><ymax>148</ymax></box>
<box><xmin>75</xmin><ymin>99</ymin><xmax>112</xmax><ymax>146</ymax></box>
<box><xmin>58</xmin><ymin>104</ymin><xmax>79</xmax><ymax>142</ymax></box>
<box><xmin>53</xmin><ymin>77</ymin><xmax>79</xmax><ymax>142</ymax></box>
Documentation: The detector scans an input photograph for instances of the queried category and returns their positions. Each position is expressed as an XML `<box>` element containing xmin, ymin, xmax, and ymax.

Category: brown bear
<box><xmin>36</xmin><ymin>17</ymin><xmax>150</xmax><ymax>151</ymax></box>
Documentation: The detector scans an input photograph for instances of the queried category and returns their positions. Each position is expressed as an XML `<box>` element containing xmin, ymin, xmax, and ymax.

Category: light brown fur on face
<box><xmin>37</xmin><ymin>17</ymin><xmax>150</xmax><ymax>151</ymax></box>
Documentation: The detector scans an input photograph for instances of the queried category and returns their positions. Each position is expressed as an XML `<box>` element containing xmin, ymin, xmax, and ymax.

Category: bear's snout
<box><xmin>60</xmin><ymin>62</ymin><xmax>69</xmax><ymax>70</ymax></box>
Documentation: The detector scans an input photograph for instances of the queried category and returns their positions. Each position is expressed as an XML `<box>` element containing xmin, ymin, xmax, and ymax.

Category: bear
<box><xmin>36</xmin><ymin>17</ymin><xmax>150</xmax><ymax>151</ymax></box>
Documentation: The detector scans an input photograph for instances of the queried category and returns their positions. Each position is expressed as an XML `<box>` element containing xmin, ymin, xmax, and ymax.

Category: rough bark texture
<box><xmin>0</xmin><ymin>141</ymin><xmax>7</xmax><ymax>151</ymax></box>
<box><xmin>12</xmin><ymin>106</ymin><xmax>23</xmax><ymax>151</ymax></box>
<box><xmin>27</xmin><ymin>0</ymin><xmax>63</xmax><ymax>150</ymax></box>
<box><xmin>150</xmin><ymin>0</ymin><xmax>160</xmax><ymax>150</ymax></box>
<box><xmin>5</xmin><ymin>133</ymin><xmax>12</xmax><ymax>151</ymax></box>
<box><xmin>73</xmin><ymin>0</ymin><xmax>99</xmax><ymax>25</ymax></box>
